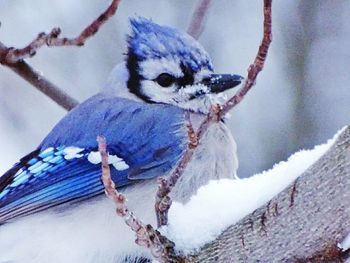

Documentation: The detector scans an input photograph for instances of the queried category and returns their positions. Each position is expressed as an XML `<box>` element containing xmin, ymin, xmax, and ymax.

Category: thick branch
<box><xmin>187</xmin><ymin>126</ymin><xmax>350</xmax><ymax>262</ymax></box>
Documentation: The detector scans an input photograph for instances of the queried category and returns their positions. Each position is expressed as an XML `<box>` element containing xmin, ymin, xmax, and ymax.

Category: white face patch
<box><xmin>87</xmin><ymin>151</ymin><xmax>129</xmax><ymax>171</ymax></box>
<box><xmin>173</xmin><ymin>84</ymin><xmax>230</xmax><ymax>113</ymax></box>
<box><xmin>137</xmin><ymin>57</ymin><xmax>225</xmax><ymax>113</ymax></box>
<box><xmin>139</xmin><ymin>57</ymin><xmax>183</xmax><ymax>80</ymax></box>
<box><xmin>140</xmin><ymin>80</ymin><xmax>178</xmax><ymax>104</ymax></box>
<box><xmin>177</xmin><ymin>83</ymin><xmax>210</xmax><ymax>98</ymax></box>
<box><xmin>140</xmin><ymin>80</ymin><xmax>219</xmax><ymax>113</ymax></box>
<box><xmin>174</xmin><ymin>89</ymin><xmax>215</xmax><ymax>113</ymax></box>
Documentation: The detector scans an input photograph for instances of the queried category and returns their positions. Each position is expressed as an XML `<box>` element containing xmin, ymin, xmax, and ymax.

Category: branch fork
<box><xmin>97</xmin><ymin>136</ymin><xmax>180</xmax><ymax>262</ymax></box>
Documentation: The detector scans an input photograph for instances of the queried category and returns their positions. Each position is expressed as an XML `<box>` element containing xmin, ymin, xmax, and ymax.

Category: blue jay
<box><xmin>0</xmin><ymin>17</ymin><xmax>242</xmax><ymax>262</ymax></box>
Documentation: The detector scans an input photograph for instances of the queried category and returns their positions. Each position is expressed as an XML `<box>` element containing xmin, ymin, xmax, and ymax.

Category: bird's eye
<box><xmin>155</xmin><ymin>73</ymin><xmax>176</xmax><ymax>87</ymax></box>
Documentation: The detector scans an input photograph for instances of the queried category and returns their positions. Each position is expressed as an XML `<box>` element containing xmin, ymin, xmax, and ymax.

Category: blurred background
<box><xmin>0</xmin><ymin>0</ymin><xmax>349</xmax><ymax>177</ymax></box>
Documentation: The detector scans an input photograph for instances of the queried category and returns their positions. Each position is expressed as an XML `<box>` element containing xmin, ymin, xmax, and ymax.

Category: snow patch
<box><xmin>163</xmin><ymin>127</ymin><xmax>345</xmax><ymax>253</ymax></box>
<box><xmin>338</xmin><ymin>232</ymin><xmax>350</xmax><ymax>251</ymax></box>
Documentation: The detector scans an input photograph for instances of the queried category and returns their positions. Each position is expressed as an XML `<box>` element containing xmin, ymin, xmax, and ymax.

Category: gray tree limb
<box><xmin>183</xmin><ymin>126</ymin><xmax>350</xmax><ymax>262</ymax></box>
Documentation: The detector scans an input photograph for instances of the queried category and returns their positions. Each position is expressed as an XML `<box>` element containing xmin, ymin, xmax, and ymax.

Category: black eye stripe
<box><xmin>179</xmin><ymin>63</ymin><xmax>194</xmax><ymax>87</ymax></box>
<box><xmin>178</xmin><ymin>74</ymin><xmax>194</xmax><ymax>87</ymax></box>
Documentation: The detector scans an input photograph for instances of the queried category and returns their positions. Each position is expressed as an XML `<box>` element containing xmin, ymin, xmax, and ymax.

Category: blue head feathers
<box><xmin>127</xmin><ymin>17</ymin><xmax>213</xmax><ymax>72</ymax></box>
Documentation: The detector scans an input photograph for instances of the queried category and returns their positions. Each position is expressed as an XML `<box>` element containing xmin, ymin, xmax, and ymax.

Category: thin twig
<box><xmin>155</xmin><ymin>105</ymin><xmax>220</xmax><ymax>227</ymax></box>
<box><xmin>155</xmin><ymin>0</ymin><xmax>273</xmax><ymax>228</ymax></box>
<box><xmin>3</xmin><ymin>0</ymin><xmax>121</xmax><ymax>63</ymax></box>
<box><xmin>187</xmin><ymin>0</ymin><xmax>212</xmax><ymax>39</ymax></box>
<box><xmin>0</xmin><ymin>0</ymin><xmax>122</xmax><ymax>110</ymax></box>
<box><xmin>97</xmin><ymin>136</ymin><xmax>182</xmax><ymax>263</ymax></box>
<box><xmin>220</xmin><ymin>0</ymin><xmax>272</xmax><ymax>116</ymax></box>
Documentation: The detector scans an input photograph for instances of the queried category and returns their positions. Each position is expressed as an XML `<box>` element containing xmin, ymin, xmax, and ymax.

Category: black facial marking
<box><xmin>177</xmin><ymin>63</ymin><xmax>194</xmax><ymax>87</ymax></box>
<box><xmin>126</xmin><ymin>50</ymin><xmax>154</xmax><ymax>103</ymax></box>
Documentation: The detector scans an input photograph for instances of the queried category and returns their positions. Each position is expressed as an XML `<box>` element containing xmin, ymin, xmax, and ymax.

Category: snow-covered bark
<box><xmin>181</xmin><ymin>126</ymin><xmax>350</xmax><ymax>262</ymax></box>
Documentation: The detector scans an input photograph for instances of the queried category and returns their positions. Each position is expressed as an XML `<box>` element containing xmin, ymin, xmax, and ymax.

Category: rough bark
<box><xmin>184</xmin><ymin>126</ymin><xmax>350</xmax><ymax>262</ymax></box>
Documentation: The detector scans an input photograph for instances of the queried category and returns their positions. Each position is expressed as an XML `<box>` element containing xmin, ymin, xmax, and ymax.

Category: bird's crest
<box><xmin>127</xmin><ymin>17</ymin><xmax>213</xmax><ymax>72</ymax></box>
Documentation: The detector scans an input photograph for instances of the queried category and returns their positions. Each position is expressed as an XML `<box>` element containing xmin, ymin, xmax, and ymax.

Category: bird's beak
<box><xmin>201</xmin><ymin>74</ymin><xmax>244</xmax><ymax>93</ymax></box>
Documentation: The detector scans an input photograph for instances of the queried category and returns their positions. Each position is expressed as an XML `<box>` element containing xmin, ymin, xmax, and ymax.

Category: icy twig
<box><xmin>155</xmin><ymin>0</ymin><xmax>273</xmax><ymax>228</ymax></box>
<box><xmin>97</xmin><ymin>136</ymin><xmax>182</xmax><ymax>263</ymax></box>
<box><xmin>0</xmin><ymin>0</ymin><xmax>122</xmax><ymax>110</ymax></box>
<box><xmin>187</xmin><ymin>0</ymin><xmax>212</xmax><ymax>39</ymax></box>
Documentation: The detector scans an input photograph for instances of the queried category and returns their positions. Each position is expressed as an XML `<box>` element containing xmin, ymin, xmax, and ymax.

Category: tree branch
<box><xmin>187</xmin><ymin>126</ymin><xmax>350</xmax><ymax>262</ymax></box>
<box><xmin>220</xmin><ymin>0</ymin><xmax>272</xmax><ymax>116</ymax></box>
<box><xmin>187</xmin><ymin>0</ymin><xmax>212</xmax><ymax>39</ymax></box>
<box><xmin>97</xmin><ymin>136</ymin><xmax>182</xmax><ymax>263</ymax></box>
<box><xmin>2</xmin><ymin>0</ymin><xmax>121</xmax><ymax>63</ymax></box>
<box><xmin>155</xmin><ymin>0</ymin><xmax>273</xmax><ymax>228</ymax></box>
<box><xmin>0</xmin><ymin>43</ymin><xmax>79</xmax><ymax>111</ymax></box>
<box><xmin>0</xmin><ymin>0</ymin><xmax>122</xmax><ymax>110</ymax></box>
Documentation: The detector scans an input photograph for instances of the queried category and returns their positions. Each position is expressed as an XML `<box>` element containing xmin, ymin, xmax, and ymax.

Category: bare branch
<box><xmin>0</xmin><ymin>42</ymin><xmax>79</xmax><ymax>111</ymax></box>
<box><xmin>2</xmin><ymin>0</ymin><xmax>122</xmax><ymax>63</ymax></box>
<box><xmin>187</xmin><ymin>0</ymin><xmax>212</xmax><ymax>39</ymax></box>
<box><xmin>0</xmin><ymin>0</ymin><xmax>122</xmax><ymax>110</ymax></box>
<box><xmin>156</xmin><ymin>0</ymin><xmax>273</xmax><ymax>228</ymax></box>
<box><xmin>97</xmin><ymin>136</ymin><xmax>182</xmax><ymax>263</ymax></box>
<box><xmin>155</xmin><ymin>112</ymin><xmax>204</xmax><ymax>227</ymax></box>
<box><xmin>220</xmin><ymin>0</ymin><xmax>272</xmax><ymax>116</ymax></box>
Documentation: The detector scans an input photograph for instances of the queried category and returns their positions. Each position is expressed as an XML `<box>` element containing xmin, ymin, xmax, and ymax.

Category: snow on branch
<box><xmin>165</xmin><ymin>127</ymin><xmax>345</xmax><ymax>252</ymax></box>
<box><xmin>185</xmin><ymin>126</ymin><xmax>350</xmax><ymax>262</ymax></box>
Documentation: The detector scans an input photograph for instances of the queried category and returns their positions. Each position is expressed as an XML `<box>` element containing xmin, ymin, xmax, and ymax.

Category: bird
<box><xmin>0</xmin><ymin>17</ymin><xmax>242</xmax><ymax>262</ymax></box>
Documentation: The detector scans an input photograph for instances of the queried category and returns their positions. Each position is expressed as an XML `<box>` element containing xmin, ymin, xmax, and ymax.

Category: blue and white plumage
<box><xmin>0</xmin><ymin>17</ymin><xmax>242</xmax><ymax>262</ymax></box>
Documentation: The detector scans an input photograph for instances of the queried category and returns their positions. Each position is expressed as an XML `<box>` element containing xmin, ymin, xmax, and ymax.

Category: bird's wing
<box><xmin>0</xmin><ymin>147</ymin><xmax>130</xmax><ymax>223</ymax></box>
<box><xmin>0</xmin><ymin>93</ymin><xmax>187</xmax><ymax>223</ymax></box>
